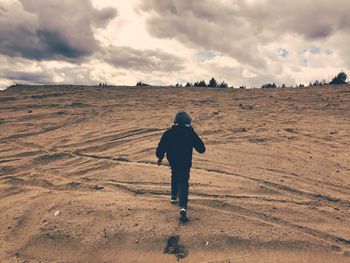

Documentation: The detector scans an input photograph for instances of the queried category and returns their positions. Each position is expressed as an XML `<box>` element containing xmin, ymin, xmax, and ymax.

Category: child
<box><xmin>156</xmin><ymin>111</ymin><xmax>206</xmax><ymax>220</ymax></box>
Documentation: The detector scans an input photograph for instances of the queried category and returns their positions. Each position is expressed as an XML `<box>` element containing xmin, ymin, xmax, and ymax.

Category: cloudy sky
<box><xmin>0</xmin><ymin>0</ymin><xmax>349</xmax><ymax>90</ymax></box>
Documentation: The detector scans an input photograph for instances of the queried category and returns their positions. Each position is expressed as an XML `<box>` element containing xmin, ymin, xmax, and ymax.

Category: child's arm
<box><xmin>156</xmin><ymin>131</ymin><xmax>169</xmax><ymax>164</ymax></box>
<box><xmin>192</xmin><ymin>129</ymin><xmax>206</xmax><ymax>154</ymax></box>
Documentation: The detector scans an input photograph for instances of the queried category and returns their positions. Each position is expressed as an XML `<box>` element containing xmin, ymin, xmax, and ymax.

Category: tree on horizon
<box><xmin>194</xmin><ymin>80</ymin><xmax>207</xmax><ymax>87</ymax></box>
<box><xmin>329</xmin><ymin>72</ymin><xmax>347</xmax><ymax>85</ymax></box>
<box><xmin>208</xmin><ymin>77</ymin><xmax>218</xmax><ymax>88</ymax></box>
<box><xmin>219</xmin><ymin>81</ymin><xmax>228</xmax><ymax>88</ymax></box>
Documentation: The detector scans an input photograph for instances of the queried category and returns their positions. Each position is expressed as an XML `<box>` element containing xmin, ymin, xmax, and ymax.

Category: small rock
<box><xmin>94</xmin><ymin>185</ymin><xmax>104</xmax><ymax>190</ymax></box>
<box><xmin>331</xmin><ymin>245</ymin><xmax>341</xmax><ymax>252</ymax></box>
<box><xmin>239</xmin><ymin>103</ymin><xmax>254</xmax><ymax>110</ymax></box>
<box><xmin>231</xmin><ymin>127</ymin><xmax>248</xmax><ymax>133</ymax></box>
<box><xmin>54</xmin><ymin>210</ymin><xmax>60</xmax><ymax>216</ymax></box>
<box><xmin>206</xmin><ymin>241</ymin><xmax>210</xmax><ymax>246</ymax></box>
<box><xmin>343</xmin><ymin>251</ymin><xmax>350</xmax><ymax>257</ymax></box>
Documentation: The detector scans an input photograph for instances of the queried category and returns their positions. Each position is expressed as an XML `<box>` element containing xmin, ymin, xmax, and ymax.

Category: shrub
<box><xmin>219</xmin><ymin>81</ymin><xmax>228</xmax><ymax>88</ymax></box>
<box><xmin>261</xmin><ymin>83</ymin><xmax>277</xmax><ymax>89</ymax></box>
<box><xmin>329</xmin><ymin>72</ymin><xmax>347</xmax><ymax>85</ymax></box>
<box><xmin>136</xmin><ymin>82</ymin><xmax>150</xmax><ymax>87</ymax></box>
<box><xmin>194</xmin><ymin>80</ymin><xmax>207</xmax><ymax>87</ymax></box>
<box><xmin>208</xmin><ymin>77</ymin><xmax>218</xmax><ymax>88</ymax></box>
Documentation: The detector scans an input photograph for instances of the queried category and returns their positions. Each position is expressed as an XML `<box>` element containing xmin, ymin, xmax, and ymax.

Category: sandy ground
<box><xmin>0</xmin><ymin>84</ymin><xmax>350</xmax><ymax>262</ymax></box>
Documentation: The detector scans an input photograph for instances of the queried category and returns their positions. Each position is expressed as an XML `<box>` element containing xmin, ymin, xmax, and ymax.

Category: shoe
<box><xmin>170</xmin><ymin>196</ymin><xmax>177</xmax><ymax>204</ymax></box>
<box><xmin>180</xmin><ymin>207</ymin><xmax>187</xmax><ymax>218</ymax></box>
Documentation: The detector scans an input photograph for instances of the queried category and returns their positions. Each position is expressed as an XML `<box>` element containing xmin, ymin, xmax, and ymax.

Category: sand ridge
<box><xmin>0</xmin><ymin>85</ymin><xmax>350</xmax><ymax>262</ymax></box>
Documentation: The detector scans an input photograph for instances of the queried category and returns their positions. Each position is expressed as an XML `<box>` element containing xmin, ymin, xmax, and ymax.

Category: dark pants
<box><xmin>171</xmin><ymin>168</ymin><xmax>190</xmax><ymax>209</ymax></box>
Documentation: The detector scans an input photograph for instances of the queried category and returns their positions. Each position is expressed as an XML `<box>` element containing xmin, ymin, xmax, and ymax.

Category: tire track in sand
<box><xmin>194</xmin><ymin>199</ymin><xmax>350</xmax><ymax>248</ymax></box>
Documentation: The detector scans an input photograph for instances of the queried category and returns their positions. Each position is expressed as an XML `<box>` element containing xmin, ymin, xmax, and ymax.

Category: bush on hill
<box><xmin>208</xmin><ymin>78</ymin><xmax>218</xmax><ymax>88</ymax></box>
<box><xmin>261</xmin><ymin>83</ymin><xmax>277</xmax><ymax>89</ymax></box>
<box><xmin>194</xmin><ymin>80</ymin><xmax>207</xmax><ymax>87</ymax></box>
<box><xmin>329</xmin><ymin>72</ymin><xmax>347</xmax><ymax>85</ymax></box>
<box><xmin>136</xmin><ymin>82</ymin><xmax>150</xmax><ymax>87</ymax></box>
<box><xmin>219</xmin><ymin>81</ymin><xmax>228</xmax><ymax>88</ymax></box>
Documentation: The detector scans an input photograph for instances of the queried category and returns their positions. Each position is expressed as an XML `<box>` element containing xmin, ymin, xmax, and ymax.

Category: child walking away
<box><xmin>156</xmin><ymin>111</ymin><xmax>206</xmax><ymax>221</ymax></box>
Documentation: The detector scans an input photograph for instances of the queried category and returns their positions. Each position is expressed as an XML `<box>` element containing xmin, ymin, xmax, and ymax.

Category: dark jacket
<box><xmin>156</xmin><ymin>124</ymin><xmax>206</xmax><ymax>169</ymax></box>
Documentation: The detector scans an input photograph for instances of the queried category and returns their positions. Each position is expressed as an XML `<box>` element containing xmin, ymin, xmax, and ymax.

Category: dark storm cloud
<box><xmin>244</xmin><ymin>0</ymin><xmax>350</xmax><ymax>40</ymax></box>
<box><xmin>0</xmin><ymin>0</ymin><xmax>117</xmax><ymax>61</ymax></box>
<box><xmin>139</xmin><ymin>0</ymin><xmax>350</xmax><ymax>66</ymax></box>
<box><xmin>1</xmin><ymin>69</ymin><xmax>55</xmax><ymax>84</ymax></box>
<box><xmin>139</xmin><ymin>0</ymin><xmax>265</xmax><ymax>67</ymax></box>
<box><xmin>101</xmin><ymin>46</ymin><xmax>184</xmax><ymax>72</ymax></box>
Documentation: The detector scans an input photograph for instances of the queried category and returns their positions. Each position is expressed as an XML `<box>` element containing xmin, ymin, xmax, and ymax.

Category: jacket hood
<box><xmin>174</xmin><ymin>111</ymin><xmax>192</xmax><ymax>125</ymax></box>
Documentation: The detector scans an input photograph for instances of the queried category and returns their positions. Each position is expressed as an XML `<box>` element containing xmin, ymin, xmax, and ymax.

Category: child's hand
<box><xmin>157</xmin><ymin>159</ymin><xmax>162</xmax><ymax>166</ymax></box>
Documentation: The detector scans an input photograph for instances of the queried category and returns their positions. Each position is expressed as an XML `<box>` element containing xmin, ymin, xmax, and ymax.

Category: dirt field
<box><xmin>1</xmin><ymin>84</ymin><xmax>350</xmax><ymax>262</ymax></box>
